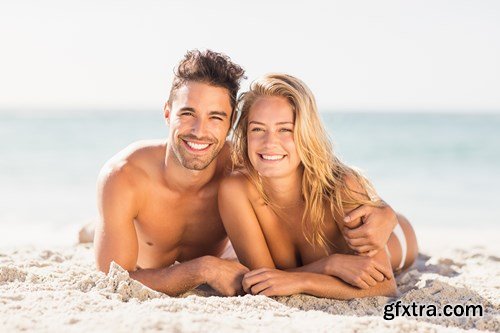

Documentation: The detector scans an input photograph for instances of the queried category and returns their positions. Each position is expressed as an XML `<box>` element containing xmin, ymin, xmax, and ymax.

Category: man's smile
<box><xmin>182</xmin><ymin>139</ymin><xmax>213</xmax><ymax>152</ymax></box>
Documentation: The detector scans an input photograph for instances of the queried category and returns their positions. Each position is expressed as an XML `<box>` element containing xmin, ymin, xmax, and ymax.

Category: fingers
<box><xmin>243</xmin><ymin>267</ymin><xmax>270</xmax><ymax>278</ymax></box>
<box><xmin>365</xmin><ymin>249</ymin><xmax>378</xmax><ymax>257</ymax></box>
<box><xmin>258</xmin><ymin>287</ymin><xmax>276</xmax><ymax>297</ymax></box>
<box><xmin>250</xmin><ymin>280</ymin><xmax>271</xmax><ymax>295</ymax></box>
<box><xmin>345</xmin><ymin>237</ymin><xmax>369</xmax><ymax>247</ymax></box>
<box><xmin>242</xmin><ymin>269</ymin><xmax>271</xmax><ymax>293</ymax></box>
<box><xmin>363</xmin><ymin>274</ymin><xmax>377</xmax><ymax>287</ymax></box>
<box><xmin>352</xmin><ymin>245</ymin><xmax>376</xmax><ymax>253</ymax></box>
<box><xmin>368</xmin><ymin>267</ymin><xmax>385</xmax><ymax>282</ymax></box>
<box><xmin>242</xmin><ymin>275</ymin><xmax>255</xmax><ymax>294</ymax></box>
<box><xmin>343</xmin><ymin>205</ymin><xmax>371</xmax><ymax>225</ymax></box>
<box><xmin>344</xmin><ymin>226</ymin><xmax>367</xmax><ymax>239</ymax></box>
<box><xmin>374</xmin><ymin>261</ymin><xmax>393</xmax><ymax>280</ymax></box>
<box><xmin>353</xmin><ymin>277</ymin><xmax>370</xmax><ymax>289</ymax></box>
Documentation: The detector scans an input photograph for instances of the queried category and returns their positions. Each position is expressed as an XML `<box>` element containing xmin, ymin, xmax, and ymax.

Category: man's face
<box><xmin>165</xmin><ymin>81</ymin><xmax>232</xmax><ymax>171</ymax></box>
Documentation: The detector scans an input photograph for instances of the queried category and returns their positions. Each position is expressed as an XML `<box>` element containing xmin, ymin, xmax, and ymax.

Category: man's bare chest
<box><xmin>131</xmin><ymin>189</ymin><xmax>227</xmax><ymax>267</ymax></box>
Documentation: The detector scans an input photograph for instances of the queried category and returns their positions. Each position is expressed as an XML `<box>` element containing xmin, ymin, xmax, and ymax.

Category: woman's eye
<box><xmin>280</xmin><ymin>128</ymin><xmax>293</xmax><ymax>132</ymax></box>
<box><xmin>250</xmin><ymin>128</ymin><xmax>263</xmax><ymax>132</ymax></box>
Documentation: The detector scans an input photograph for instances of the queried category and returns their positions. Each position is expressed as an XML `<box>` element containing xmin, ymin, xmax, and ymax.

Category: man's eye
<box><xmin>211</xmin><ymin>116</ymin><xmax>224</xmax><ymax>121</ymax></box>
<box><xmin>180</xmin><ymin>112</ymin><xmax>193</xmax><ymax>116</ymax></box>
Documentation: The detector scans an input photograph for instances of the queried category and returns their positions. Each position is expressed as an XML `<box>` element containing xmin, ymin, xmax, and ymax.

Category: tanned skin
<box><xmin>94</xmin><ymin>82</ymin><xmax>248</xmax><ymax>296</ymax></box>
<box><xmin>218</xmin><ymin>96</ymin><xmax>418</xmax><ymax>299</ymax></box>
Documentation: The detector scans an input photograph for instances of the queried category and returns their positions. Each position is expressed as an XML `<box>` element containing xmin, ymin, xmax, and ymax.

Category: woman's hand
<box><xmin>325</xmin><ymin>254</ymin><xmax>393</xmax><ymax>289</ymax></box>
<box><xmin>242</xmin><ymin>268</ymin><xmax>305</xmax><ymax>296</ymax></box>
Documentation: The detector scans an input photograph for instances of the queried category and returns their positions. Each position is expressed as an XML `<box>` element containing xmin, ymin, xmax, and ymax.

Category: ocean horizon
<box><xmin>1</xmin><ymin>111</ymin><xmax>499</xmax><ymax>246</ymax></box>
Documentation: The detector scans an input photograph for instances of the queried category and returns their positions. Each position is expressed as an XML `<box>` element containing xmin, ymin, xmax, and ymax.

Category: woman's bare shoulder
<box><xmin>342</xmin><ymin>170</ymin><xmax>372</xmax><ymax>201</ymax></box>
<box><xmin>220</xmin><ymin>170</ymin><xmax>252</xmax><ymax>191</ymax></box>
<box><xmin>219</xmin><ymin>170</ymin><xmax>262</xmax><ymax>202</ymax></box>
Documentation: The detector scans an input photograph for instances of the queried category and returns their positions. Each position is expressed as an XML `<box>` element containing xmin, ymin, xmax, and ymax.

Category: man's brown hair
<box><xmin>167</xmin><ymin>49</ymin><xmax>246</xmax><ymax>124</ymax></box>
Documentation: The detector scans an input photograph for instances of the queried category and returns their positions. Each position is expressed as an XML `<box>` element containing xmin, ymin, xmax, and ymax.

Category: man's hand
<box><xmin>343</xmin><ymin>202</ymin><xmax>398</xmax><ymax>256</ymax></box>
<box><xmin>324</xmin><ymin>254</ymin><xmax>392</xmax><ymax>289</ymax></box>
<box><xmin>204</xmin><ymin>256</ymin><xmax>249</xmax><ymax>296</ymax></box>
<box><xmin>242</xmin><ymin>268</ymin><xmax>304</xmax><ymax>297</ymax></box>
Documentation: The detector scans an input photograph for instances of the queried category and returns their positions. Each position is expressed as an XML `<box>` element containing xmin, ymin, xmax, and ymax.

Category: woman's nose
<box><xmin>262</xmin><ymin>131</ymin><xmax>279</xmax><ymax>147</ymax></box>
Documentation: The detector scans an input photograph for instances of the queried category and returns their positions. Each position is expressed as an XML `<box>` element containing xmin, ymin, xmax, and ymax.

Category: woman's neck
<box><xmin>261</xmin><ymin>167</ymin><xmax>304</xmax><ymax>207</ymax></box>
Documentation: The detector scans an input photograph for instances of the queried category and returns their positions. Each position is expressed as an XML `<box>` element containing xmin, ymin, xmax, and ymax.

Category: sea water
<box><xmin>0</xmin><ymin>111</ymin><xmax>499</xmax><ymax>246</ymax></box>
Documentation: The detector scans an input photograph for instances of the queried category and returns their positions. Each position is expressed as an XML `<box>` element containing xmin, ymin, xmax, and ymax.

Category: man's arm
<box><xmin>94</xmin><ymin>163</ymin><xmax>139</xmax><ymax>273</ymax></box>
<box><xmin>336</xmin><ymin>174</ymin><xmax>398</xmax><ymax>256</ymax></box>
<box><xmin>94</xmin><ymin>163</ymin><xmax>217</xmax><ymax>296</ymax></box>
<box><xmin>342</xmin><ymin>203</ymin><xmax>399</xmax><ymax>256</ymax></box>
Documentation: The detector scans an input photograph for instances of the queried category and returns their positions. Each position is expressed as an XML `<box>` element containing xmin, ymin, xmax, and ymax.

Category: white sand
<box><xmin>1</xmin><ymin>228</ymin><xmax>499</xmax><ymax>332</ymax></box>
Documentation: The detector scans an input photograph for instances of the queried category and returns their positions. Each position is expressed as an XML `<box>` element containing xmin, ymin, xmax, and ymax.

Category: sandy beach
<box><xmin>1</xmin><ymin>227</ymin><xmax>498</xmax><ymax>333</ymax></box>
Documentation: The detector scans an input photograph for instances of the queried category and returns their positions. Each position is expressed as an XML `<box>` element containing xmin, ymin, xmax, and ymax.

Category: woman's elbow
<box><xmin>375</xmin><ymin>279</ymin><xmax>398</xmax><ymax>298</ymax></box>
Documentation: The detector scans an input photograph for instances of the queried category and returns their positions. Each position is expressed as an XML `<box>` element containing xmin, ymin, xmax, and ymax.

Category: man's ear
<box><xmin>164</xmin><ymin>102</ymin><xmax>170</xmax><ymax>124</ymax></box>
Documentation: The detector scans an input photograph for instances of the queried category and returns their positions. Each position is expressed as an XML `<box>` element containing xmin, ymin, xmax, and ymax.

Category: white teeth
<box><xmin>186</xmin><ymin>141</ymin><xmax>210</xmax><ymax>150</ymax></box>
<box><xmin>261</xmin><ymin>154</ymin><xmax>285</xmax><ymax>161</ymax></box>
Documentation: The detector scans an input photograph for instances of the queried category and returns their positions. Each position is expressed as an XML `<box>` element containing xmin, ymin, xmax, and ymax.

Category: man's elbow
<box><xmin>96</xmin><ymin>258</ymin><xmax>112</xmax><ymax>274</ymax></box>
<box><xmin>96</xmin><ymin>256</ymin><xmax>137</xmax><ymax>275</ymax></box>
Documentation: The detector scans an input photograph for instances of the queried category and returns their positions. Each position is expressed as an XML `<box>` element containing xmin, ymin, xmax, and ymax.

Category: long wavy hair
<box><xmin>232</xmin><ymin>73</ymin><xmax>380</xmax><ymax>251</ymax></box>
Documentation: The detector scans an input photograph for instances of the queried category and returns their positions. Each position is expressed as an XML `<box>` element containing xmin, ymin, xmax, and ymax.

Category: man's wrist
<box><xmin>194</xmin><ymin>255</ymin><xmax>216</xmax><ymax>285</ymax></box>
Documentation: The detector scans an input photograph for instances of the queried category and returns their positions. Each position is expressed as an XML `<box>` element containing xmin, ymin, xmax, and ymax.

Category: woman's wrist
<box><xmin>295</xmin><ymin>272</ymin><xmax>313</xmax><ymax>294</ymax></box>
<box><xmin>324</xmin><ymin>254</ymin><xmax>339</xmax><ymax>276</ymax></box>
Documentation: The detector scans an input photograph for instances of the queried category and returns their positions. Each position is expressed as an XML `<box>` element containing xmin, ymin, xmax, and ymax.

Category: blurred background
<box><xmin>1</xmin><ymin>0</ymin><xmax>499</xmax><ymax>248</ymax></box>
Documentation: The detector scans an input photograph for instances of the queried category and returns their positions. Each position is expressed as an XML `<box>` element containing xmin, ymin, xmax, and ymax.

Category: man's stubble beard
<box><xmin>173</xmin><ymin>138</ymin><xmax>222</xmax><ymax>171</ymax></box>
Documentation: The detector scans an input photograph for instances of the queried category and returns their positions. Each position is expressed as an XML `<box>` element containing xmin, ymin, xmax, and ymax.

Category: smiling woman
<box><xmin>218</xmin><ymin>73</ymin><xmax>419</xmax><ymax>299</ymax></box>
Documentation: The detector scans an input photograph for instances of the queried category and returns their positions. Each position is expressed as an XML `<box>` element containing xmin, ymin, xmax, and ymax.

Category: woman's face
<box><xmin>247</xmin><ymin>96</ymin><xmax>301</xmax><ymax>179</ymax></box>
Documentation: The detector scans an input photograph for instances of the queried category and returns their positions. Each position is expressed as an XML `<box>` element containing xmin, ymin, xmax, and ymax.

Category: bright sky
<box><xmin>1</xmin><ymin>0</ymin><xmax>499</xmax><ymax>113</ymax></box>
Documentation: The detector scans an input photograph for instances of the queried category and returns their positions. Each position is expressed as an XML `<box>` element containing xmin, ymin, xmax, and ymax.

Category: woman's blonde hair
<box><xmin>232</xmin><ymin>73</ymin><xmax>380</xmax><ymax>251</ymax></box>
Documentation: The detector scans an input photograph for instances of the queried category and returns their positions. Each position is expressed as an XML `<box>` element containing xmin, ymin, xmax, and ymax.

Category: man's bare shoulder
<box><xmin>98</xmin><ymin>140</ymin><xmax>166</xmax><ymax>189</ymax></box>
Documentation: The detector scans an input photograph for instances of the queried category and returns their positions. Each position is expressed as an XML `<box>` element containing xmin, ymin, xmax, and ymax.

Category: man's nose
<box><xmin>190</xmin><ymin>116</ymin><xmax>208</xmax><ymax>137</ymax></box>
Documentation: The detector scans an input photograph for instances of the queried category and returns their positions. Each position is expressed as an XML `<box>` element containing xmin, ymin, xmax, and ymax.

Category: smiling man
<box><xmin>94</xmin><ymin>50</ymin><xmax>249</xmax><ymax>296</ymax></box>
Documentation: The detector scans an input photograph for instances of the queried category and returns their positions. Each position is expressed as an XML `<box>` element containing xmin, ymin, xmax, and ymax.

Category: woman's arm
<box><xmin>244</xmin><ymin>250</ymin><xmax>397</xmax><ymax>299</ymax></box>
<box><xmin>288</xmin><ymin>252</ymin><xmax>392</xmax><ymax>289</ymax></box>
<box><xmin>218</xmin><ymin>173</ymin><xmax>275</xmax><ymax>269</ymax></box>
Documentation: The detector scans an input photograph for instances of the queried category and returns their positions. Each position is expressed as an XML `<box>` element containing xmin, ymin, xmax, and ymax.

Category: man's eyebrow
<box><xmin>179</xmin><ymin>107</ymin><xmax>195</xmax><ymax>112</ymax></box>
<box><xmin>209</xmin><ymin>111</ymin><xmax>228</xmax><ymax>118</ymax></box>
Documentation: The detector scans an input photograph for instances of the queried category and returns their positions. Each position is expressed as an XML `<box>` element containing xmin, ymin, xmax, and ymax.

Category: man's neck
<box><xmin>162</xmin><ymin>144</ymin><xmax>218</xmax><ymax>193</ymax></box>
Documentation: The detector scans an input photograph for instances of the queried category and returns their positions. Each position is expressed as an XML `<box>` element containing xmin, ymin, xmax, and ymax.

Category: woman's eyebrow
<box><xmin>248</xmin><ymin>121</ymin><xmax>293</xmax><ymax>125</ymax></box>
<box><xmin>249</xmin><ymin>120</ymin><xmax>265</xmax><ymax>125</ymax></box>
